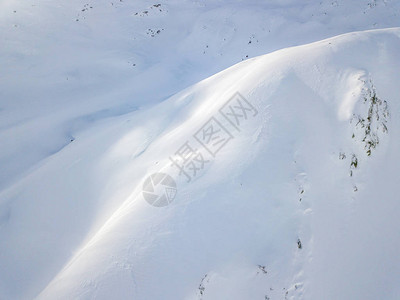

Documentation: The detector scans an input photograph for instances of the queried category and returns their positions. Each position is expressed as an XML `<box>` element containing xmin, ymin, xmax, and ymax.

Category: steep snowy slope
<box><xmin>6</xmin><ymin>28</ymin><xmax>396</xmax><ymax>299</ymax></box>
<box><xmin>1</xmin><ymin>1</ymin><xmax>400</xmax><ymax>299</ymax></box>
<box><xmin>1</xmin><ymin>0</ymin><xmax>400</xmax><ymax>192</ymax></box>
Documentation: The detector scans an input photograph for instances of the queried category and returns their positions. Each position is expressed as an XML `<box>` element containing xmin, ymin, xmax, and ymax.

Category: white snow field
<box><xmin>1</xmin><ymin>1</ymin><xmax>400</xmax><ymax>300</ymax></box>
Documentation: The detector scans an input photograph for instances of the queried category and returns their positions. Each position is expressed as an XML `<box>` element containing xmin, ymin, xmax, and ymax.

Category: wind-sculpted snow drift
<box><xmin>0</xmin><ymin>28</ymin><xmax>393</xmax><ymax>299</ymax></box>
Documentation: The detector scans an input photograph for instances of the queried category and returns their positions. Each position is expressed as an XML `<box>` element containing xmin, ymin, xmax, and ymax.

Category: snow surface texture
<box><xmin>1</xmin><ymin>1</ymin><xmax>400</xmax><ymax>299</ymax></box>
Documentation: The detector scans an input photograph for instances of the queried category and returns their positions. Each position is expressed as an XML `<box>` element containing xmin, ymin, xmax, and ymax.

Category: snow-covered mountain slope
<box><xmin>1</xmin><ymin>27</ymin><xmax>399</xmax><ymax>299</ymax></box>
<box><xmin>1</xmin><ymin>1</ymin><xmax>400</xmax><ymax>300</ymax></box>
<box><xmin>1</xmin><ymin>0</ymin><xmax>400</xmax><ymax>191</ymax></box>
